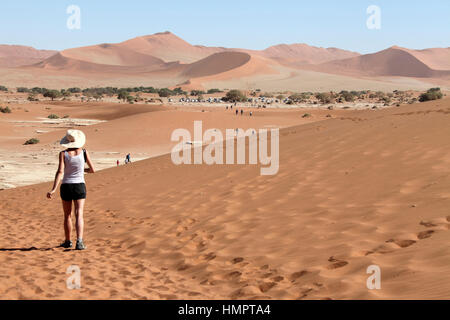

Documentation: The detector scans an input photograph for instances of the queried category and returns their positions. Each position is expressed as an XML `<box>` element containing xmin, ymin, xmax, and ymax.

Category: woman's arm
<box><xmin>84</xmin><ymin>150</ymin><xmax>95</xmax><ymax>173</ymax></box>
<box><xmin>47</xmin><ymin>151</ymin><xmax>65</xmax><ymax>199</ymax></box>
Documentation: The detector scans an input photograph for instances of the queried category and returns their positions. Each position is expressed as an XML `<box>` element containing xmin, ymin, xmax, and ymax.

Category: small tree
<box><xmin>224</xmin><ymin>90</ymin><xmax>247</xmax><ymax>102</ymax></box>
<box><xmin>43</xmin><ymin>90</ymin><xmax>61</xmax><ymax>101</ymax></box>
<box><xmin>419</xmin><ymin>88</ymin><xmax>443</xmax><ymax>102</ymax></box>
<box><xmin>117</xmin><ymin>90</ymin><xmax>129</xmax><ymax>102</ymax></box>
<box><xmin>315</xmin><ymin>92</ymin><xmax>333</xmax><ymax>104</ymax></box>
<box><xmin>158</xmin><ymin>88</ymin><xmax>173</xmax><ymax>98</ymax></box>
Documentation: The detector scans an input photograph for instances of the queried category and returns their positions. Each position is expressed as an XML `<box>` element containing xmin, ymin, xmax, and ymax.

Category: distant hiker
<box><xmin>47</xmin><ymin>130</ymin><xmax>95</xmax><ymax>251</ymax></box>
<box><xmin>236</xmin><ymin>109</ymin><xmax>238</xmax><ymax>115</ymax></box>
<box><xmin>250</xmin><ymin>111</ymin><xmax>253</xmax><ymax>116</ymax></box>
<box><xmin>126</xmin><ymin>153</ymin><xmax>131</xmax><ymax>164</ymax></box>
<box><xmin>116</xmin><ymin>160</ymin><xmax>120</xmax><ymax>167</ymax></box>
<box><xmin>226</xmin><ymin>106</ymin><xmax>228</xmax><ymax>110</ymax></box>
<box><xmin>230</xmin><ymin>105</ymin><xmax>233</xmax><ymax>110</ymax></box>
<box><xmin>240</xmin><ymin>109</ymin><xmax>244</xmax><ymax>115</ymax></box>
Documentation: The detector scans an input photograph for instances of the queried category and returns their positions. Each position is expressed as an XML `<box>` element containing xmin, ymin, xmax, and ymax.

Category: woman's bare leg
<box><xmin>62</xmin><ymin>200</ymin><xmax>72</xmax><ymax>241</ymax></box>
<box><xmin>74</xmin><ymin>199</ymin><xmax>85</xmax><ymax>240</ymax></box>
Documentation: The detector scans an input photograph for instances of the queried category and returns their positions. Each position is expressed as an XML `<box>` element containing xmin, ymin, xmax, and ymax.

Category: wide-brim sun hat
<box><xmin>60</xmin><ymin>129</ymin><xmax>86</xmax><ymax>149</ymax></box>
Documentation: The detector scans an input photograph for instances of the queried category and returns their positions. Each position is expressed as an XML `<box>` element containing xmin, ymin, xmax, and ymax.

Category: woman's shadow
<box><xmin>0</xmin><ymin>246</ymin><xmax>60</xmax><ymax>252</ymax></box>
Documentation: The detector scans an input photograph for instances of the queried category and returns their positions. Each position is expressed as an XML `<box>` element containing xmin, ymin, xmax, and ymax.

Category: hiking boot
<box><xmin>75</xmin><ymin>239</ymin><xmax>86</xmax><ymax>250</ymax></box>
<box><xmin>60</xmin><ymin>240</ymin><xmax>72</xmax><ymax>248</ymax></box>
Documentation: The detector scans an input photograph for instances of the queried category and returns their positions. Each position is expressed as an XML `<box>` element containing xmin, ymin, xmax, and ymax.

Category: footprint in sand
<box><xmin>232</xmin><ymin>257</ymin><xmax>244</xmax><ymax>264</ymax></box>
<box><xmin>327</xmin><ymin>256</ymin><xmax>349</xmax><ymax>269</ymax></box>
<box><xmin>289</xmin><ymin>270</ymin><xmax>309</xmax><ymax>282</ymax></box>
<box><xmin>259</xmin><ymin>282</ymin><xmax>277</xmax><ymax>293</ymax></box>
<box><xmin>417</xmin><ymin>230</ymin><xmax>435</xmax><ymax>239</ymax></box>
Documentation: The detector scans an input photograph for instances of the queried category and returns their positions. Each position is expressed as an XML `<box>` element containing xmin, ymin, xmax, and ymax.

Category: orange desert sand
<box><xmin>0</xmin><ymin>98</ymin><xmax>449</xmax><ymax>299</ymax></box>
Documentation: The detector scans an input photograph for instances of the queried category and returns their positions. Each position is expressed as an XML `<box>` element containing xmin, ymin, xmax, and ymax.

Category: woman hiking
<box><xmin>47</xmin><ymin>130</ymin><xmax>95</xmax><ymax>250</ymax></box>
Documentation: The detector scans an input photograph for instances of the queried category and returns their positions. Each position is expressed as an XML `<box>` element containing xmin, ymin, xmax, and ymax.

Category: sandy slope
<box><xmin>0</xmin><ymin>98</ymin><xmax>449</xmax><ymax>299</ymax></box>
<box><xmin>0</xmin><ymin>45</ymin><xmax>56</xmax><ymax>67</ymax></box>
<box><xmin>313</xmin><ymin>47</ymin><xmax>450</xmax><ymax>78</ymax></box>
<box><xmin>260</xmin><ymin>43</ymin><xmax>360</xmax><ymax>66</ymax></box>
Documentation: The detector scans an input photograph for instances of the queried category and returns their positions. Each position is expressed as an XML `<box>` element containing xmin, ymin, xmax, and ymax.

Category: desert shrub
<box><xmin>315</xmin><ymin>92</ymin><xmax>333</xmax><ymax>104</ymax></box>
<box><xmin>17</xmin><ymin>87</ymin><xmax>30</xmax><ymax>93</ymax></box>
<box><xmin>43</xmin><ymin>90</ymin><xmax>61</xmax><ymax>101</ymax></box>
<box><xmin>31</xmin><ymin>87</ymin><xmax>47</xmax><ymax>94</ymax></box>
<box><xmin>339</xmin><ymin>91</ymin><xmax>355</xmax><ymax>102</ymax></box>
<box><xmin>126</xmin><ymin>95</ymin><xmax>135</xmax><ymax>104</ymax></box>
<box><xmin>158</xmin><ymin>88</ymin><xmax>173</xmax><ymax>98</ymax></box>
<box><xmin>0</xmin><ymin>106</ymin><xmax>12</xmax><ymax>113</ymax></box>
<box><xmin>223</xmin><ymin>90</ymin><xmax>247</xmax><ymax>102</ymax></box>
<box><xmin>207</xmin><ymin>88</ymin><xmax>222</xmax><ymax>94</ymax></box>
<box><xmin>48</xmin><ymin>114</ymin><xmax>59</xmax><ymax>119</ymax></box>
<box><xmin>0</xmin><ymin>85</ymin><xmax>7</xmax><ymax>92</ymax></box>
<box><xmin>117</xmin><ymin>90</ymin><xmax>129</xmax><ymax>102</ymax></box>
<box><xmin>24</xmin><ymin>138</ymin><xmax>39</xmax><ymax>145</ymax></box>
<box><xmin>68</xmin><ymin>87</ymin><xmax>82</xmax><ymax>93</ymax></box>
<box><xmin>173</xmin><ymin>87</ymin><xmax>187</xmax><ymax>95</ymax></box>
<box><xmin>289</xmin><ymin>93</ymin><xmax>310</xmax><ymax>102</ymax></box>
<box><xmin>190</xmin><ymin>90</ymin><xmax>206</xmax><ymax>96</ymax></box>
<box><xmin>302</xmin><ymin>113</ymin><xmax>311</xmax><ymax>118</ymax></box>
<box><xmin>27</xmin><ymin>93</ymin><xmax>38</xmax><ymax>101</ymax></box>
<box><xmin>419</xmin><ymin>88</ymin><xmax>443</xmax><ymax>102</ymax></box>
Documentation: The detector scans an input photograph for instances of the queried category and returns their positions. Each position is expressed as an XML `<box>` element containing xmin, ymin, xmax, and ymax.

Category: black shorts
<box><xmin>60</xmin><ymin>183</ymin><xmax>87</xmax><ymax>201</ymax></box>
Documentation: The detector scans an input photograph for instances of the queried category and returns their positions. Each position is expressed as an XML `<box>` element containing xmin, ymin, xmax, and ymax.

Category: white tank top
<box><xmin>62</xmin><ymin>150</ymin><xmax>85</xmax><ymax>184</ymax></box>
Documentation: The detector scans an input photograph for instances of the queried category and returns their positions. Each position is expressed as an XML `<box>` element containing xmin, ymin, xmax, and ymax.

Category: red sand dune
<box><xmin>6</xmin><ymin>32</ymin><xmax>450</xmax><ymax>90</ymax></box>
<box><xmin>118</xmin><ymin>31</ymin><xmax>226</xmax><ymax>63</ymax></box>
<box><xmin>398</xmin><ymin>46</ymin><xmax>450</xmax><ymax>71</ymax></box>
<box><xmin>182</xmin><ymin>52</ymin><xmax>251</xmax><ymax>78</ymax></box>
<box><xmin>32</xmin><ymin>52</ymin><xmax>173</xmax><ymax>74</ymax></box>
<box><xmin>314</xmin><ymin>47</ymin><xmax>450</xmax><ymax>78</ymax></box>
<box><xmin>260</xmin><ymin>43</ymin><xmax>360</xmax><ymax>66</ymax></box>
<box><xmin>0</xmin><ymin>44</ymin><xmax>56</xmax><ymax>67</ymax></box>
<box><xmin>61</xmin><ymin>43</ymin><xmax>167</xmax><ymax>67</ymax></box>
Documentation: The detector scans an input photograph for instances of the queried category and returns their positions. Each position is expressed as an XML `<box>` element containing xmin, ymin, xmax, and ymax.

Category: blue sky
<box><xmin>1</xmin><ymin>0</ymin><xmax>449</xmax><ymax>53</ymax></box>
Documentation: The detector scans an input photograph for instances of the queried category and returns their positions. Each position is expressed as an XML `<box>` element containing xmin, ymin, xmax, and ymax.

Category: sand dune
<box><xmin>0</xmin><ymin>98</ymin><xmax>449</xmax><ymax>299</ymax></box>
<box><xmin>4</xmin><ymin>32</ymin><xmax>450</xmax><ymax>91</ymax></box>
<box><xmin>260</xmin><ymin>43</ymin><xmax>360</xmax><ymax>66</ymax></box>
<box><xmin>397</xmin><ymin>46</ymin><xmax>450</xmax><ymax>71</ymax></box>
<box><xmin>314</xmin><ymin>47</ymin><xmax>450</xmax><ymax>78</ymax></box>
<box><xmin>119</xmin><ymin>32</ymin><xmax>226</xmax><ymax>64</ymax></box>
<box><xmin>32</xmin><ymin>52</ymin><xmax>174</xmax><ymax>74</ymax></box>
<box><xmin>0</xmin><ymin>45</ymin><xmax>56</xmax><ymax>67</ymax></box>
<box><xmin>182</xmin><ymin>52</ymin><xmax>251</xmax><ymax>78</ymax></box>
<box><xmin>61</xmin><ymin>43</ymin><xmax>167</xmax><ymax>67</ymax></box>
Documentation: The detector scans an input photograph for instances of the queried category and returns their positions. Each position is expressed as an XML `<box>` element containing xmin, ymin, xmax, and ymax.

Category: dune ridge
<box><xmin>0</xmin><ymin>44</ymin><xmax>57</xmax><ymax>67</ymax></box>
<box><xmin>3</xmin><ymin>32</ymin><xmax>449</xmax><ymax>90</ymax></box>
<box><xmin>314</xmin><ymin>47</ymin><xmax>450</xmax><ymax>78</ymax></box>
